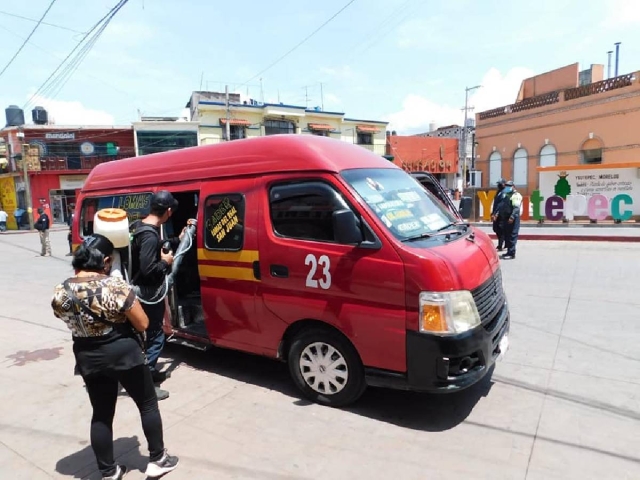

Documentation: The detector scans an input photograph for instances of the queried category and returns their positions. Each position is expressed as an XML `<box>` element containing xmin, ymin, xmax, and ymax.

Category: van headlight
<box><xmin>419</xmin><ymin>291</ymin><xmax>481</xmax><ymax>335</ymax></box>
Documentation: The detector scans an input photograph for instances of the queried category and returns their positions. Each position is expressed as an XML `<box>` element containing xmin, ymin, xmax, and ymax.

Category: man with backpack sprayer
<box><xmin>129</xmin><ymin>191</ymin><xmax>189</xmax><ymax>401</ymax></box>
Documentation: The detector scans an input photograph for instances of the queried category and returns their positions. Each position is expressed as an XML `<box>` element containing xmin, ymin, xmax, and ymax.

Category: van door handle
<box><xmin>270</xmin><ymin>264</ymin><xmax>289</xmax><ymax>278</ymax></box>
<box><xmin>252</xmin><ymin>261</ymin><xmax>261</xmax><ymax>280</ymax></box>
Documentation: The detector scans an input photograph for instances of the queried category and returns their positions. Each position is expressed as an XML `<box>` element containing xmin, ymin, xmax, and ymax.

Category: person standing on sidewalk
<box><xmin>0</xmin><ymin>207</ymin><xmax>8</xmax><ymax>232</ymax></box>
<box><xmin>130</xmin><ymin>191</ymin><xmax>184</xmax><ymax>401</ymax></box>
<box><xmin>51</xmin><ymin>234</ymin><xmax>179</xmax><ymax>480</ymax></box>
<box><xmin>34</xmin><ymin>207</ymin><xmax>52</xmax><ymax>256</ymax></box>
<box><xmin>491</xmin><ymin>179</ymin><xmax>507</xmax><ymax>251</ymax></box>
<box><xmin>66</xmin><ymin>205</ymin><xmax>75</xmax><ymax>256</ymax></box>
<box><xmin>501</xmin><ymin>181</ymin><xmax>523</xmax><ymax>260</ymax></box>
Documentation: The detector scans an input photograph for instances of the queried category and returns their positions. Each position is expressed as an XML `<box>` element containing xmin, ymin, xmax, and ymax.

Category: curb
<box><xmin>486</xmin><ymin>233</ymin><xmax>640</xmax><ymax>243</ymax></box>
<box><xmin>0</xmin><ymin>227</ymin><xmax>68</xmax><ymax>235</ymax></box>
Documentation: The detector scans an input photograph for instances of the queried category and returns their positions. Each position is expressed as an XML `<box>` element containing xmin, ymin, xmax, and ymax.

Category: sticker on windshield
<box><xmin>381</xmin><ymin>215</ymin><xmax>393</xmax><ymax>228</ymax></box>
<box><xmin>378</xmin><ymin>200</ymin><xmax>404</xmax><ymax>210</ymax></box>
<box><xmin>397</xmin><ymin>191</ymin><xmax>421</xmax><ymax>203</ymax></box>
<box><xmin>366</xmin><ymin>178</ymin><xmax>384</xmax><ymax>192</ymax></box>
<box><xmin>386</xmin><ymin>209</ymin><xmax>413</xmax><ymax>221</ymax></box>
<box><xmin>421</xmin><ymin>214</ymin><xmax>448</xmax><ymax>230</ymax></box>
<box><xmin>364</xmin><ymin>193</ymin><xmax>384</xmax><ymax>204</ymax></box>
<box><xmin>397</xmin><ymin>221</ymin><xmax>423</xmax><ymax>233</ymax></box>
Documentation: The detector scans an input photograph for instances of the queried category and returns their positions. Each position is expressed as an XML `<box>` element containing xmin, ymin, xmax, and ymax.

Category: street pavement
<box><xmin>1</xmin><ymin>231</ymin><xmax>639</xmax><ymax>479</ymax></box>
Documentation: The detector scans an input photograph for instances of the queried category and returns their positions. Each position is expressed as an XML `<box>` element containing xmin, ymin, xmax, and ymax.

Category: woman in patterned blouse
<box><xmin>51</xmin><ymin>234</ymin><xmax>178</xmax><ymax>480</ymax></box>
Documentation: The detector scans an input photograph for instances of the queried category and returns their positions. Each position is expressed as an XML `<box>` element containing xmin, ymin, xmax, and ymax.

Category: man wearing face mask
<box><xmin>491</xmin><ymin>179</ymin><xmax>507</xmax><ymax>251</ymax></box>
<box><xmin>500</xmin><ymin>180</ymin><xmax>523</xmax><ymax>260</ymax></box>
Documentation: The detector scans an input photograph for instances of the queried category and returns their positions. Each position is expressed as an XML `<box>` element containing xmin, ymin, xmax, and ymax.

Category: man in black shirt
<box><xmin>35</xmin><ymin>207</ymin><xmax>51</xmax><ymax>256</ymax></box>
<box><xmin>130</xmin><ymin>191</ymin><xmax>182</xmax><ymax>400</ymax></box>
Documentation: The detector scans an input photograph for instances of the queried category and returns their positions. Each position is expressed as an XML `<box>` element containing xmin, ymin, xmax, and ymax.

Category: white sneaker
<box><xmin>145</xmin><ymin>450</ymin><xmax>179</xmax><ymax>477</ymax></box>
<box><xmin>102</xmin><ymin>464</ymin><xmax>127</xmax><ymax>480</ymax></box>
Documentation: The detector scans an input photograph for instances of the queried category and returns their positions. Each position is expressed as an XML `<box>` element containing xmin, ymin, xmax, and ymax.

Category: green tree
<box><xmin>554</xmin><ymin>173</ymin><xmax>571</xmax><ymax>199</ymax></box>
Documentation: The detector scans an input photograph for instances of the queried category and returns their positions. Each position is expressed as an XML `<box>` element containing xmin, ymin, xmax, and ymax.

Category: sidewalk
<box><xmin>473</xmin><ymin>223</ymin><xmax>640</xmax><ymax>242</ymax></box>
<box><xmin>0</xmin><ymin>225</ymin><xmax>68</xmax><ymax>235</ymax></box>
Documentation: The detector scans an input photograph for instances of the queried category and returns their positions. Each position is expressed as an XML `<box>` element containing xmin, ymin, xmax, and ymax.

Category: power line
<box><xmin>240</xmin><ymin>0</ymin><xmax>357</xmax><ymax>88</ymax></box>
<box><xmin>0</xmin><ymin>9</ymin><xmax>83</xmax><ymax>34</ymax></box>
<box><xmin>0</xmin><ymin>0</ymin><xmax>58</xmax><ymax>79</ymax></box>
<box><xmin>23</xmin><ymin>0</ymin><xmax>129</xmax><ymax>110</ymax></box>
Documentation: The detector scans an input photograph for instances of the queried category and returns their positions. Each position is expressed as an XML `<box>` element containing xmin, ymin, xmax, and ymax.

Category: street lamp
<box><xmin>461</xmin><ymin>85</ymin><xmax>481</xmax><ymax>195</ymax></box>
<box><xmin>16</xmin><ymin>128</ymin><xmax>34</xmax><ymax>230</ymax></box>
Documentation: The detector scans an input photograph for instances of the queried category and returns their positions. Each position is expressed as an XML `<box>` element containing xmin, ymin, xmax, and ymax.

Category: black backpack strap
<box><xmin>129</xmin><ymin>224</ymin><xmax>161</xmax><ymax>285</ymax></box>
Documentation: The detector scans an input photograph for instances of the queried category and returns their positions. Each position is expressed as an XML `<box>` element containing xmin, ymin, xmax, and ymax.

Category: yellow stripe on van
<box><xmin>198</xmin><ymin>265</ymin><xmax>259</xmax><ymax>282</ymax></box>
<box><xmin>197</xmin><ymin>248</ymin><xmax>259</xmax><ymax>264</ymax></box>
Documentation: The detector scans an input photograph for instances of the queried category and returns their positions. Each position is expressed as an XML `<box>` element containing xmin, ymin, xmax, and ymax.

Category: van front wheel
<box><xmin>288</xmin><ymin>329</ymin><xmax>366</xmax><ymax>407</ymax></box>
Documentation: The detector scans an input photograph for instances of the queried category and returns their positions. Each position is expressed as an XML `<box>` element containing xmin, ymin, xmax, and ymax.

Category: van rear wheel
<box><xmin>287</xmin><ymin>328</ymin><xmax>366</xmax><ymax>407</ymax></box>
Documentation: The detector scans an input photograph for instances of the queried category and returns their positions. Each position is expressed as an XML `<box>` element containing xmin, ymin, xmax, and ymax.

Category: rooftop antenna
<box><xmin>320</xmin><ymin>82</ymin><xmax>324</xmax><ymax>111</ymax></box>
<box><xmin>260</xmin><ymin>78</ymin><xmax>264</xmax><ymax>104</ymax></box>
<box><xmin>199</xmin><ymin>71</ymin><xmax>204</xmax><ymax>91</ymax></box>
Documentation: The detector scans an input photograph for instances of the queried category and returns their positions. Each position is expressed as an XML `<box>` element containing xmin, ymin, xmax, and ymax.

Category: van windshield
<box><xmin>341</xmin><ymin>168</ymin><xmax>458</xmax><ymax>241</ymax></box>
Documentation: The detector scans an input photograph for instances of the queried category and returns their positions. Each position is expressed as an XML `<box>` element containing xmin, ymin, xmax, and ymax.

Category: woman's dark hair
<box><xmin>72</xmin><ymin>234</ymin><xmax>114</xmax><ymax>272</ymax></box>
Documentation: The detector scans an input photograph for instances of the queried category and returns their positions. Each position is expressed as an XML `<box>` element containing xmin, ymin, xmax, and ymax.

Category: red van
<box><xmin>74</xmin><ymin>135</ymin><xmax>509</xmax><ymax>407</ymax></box>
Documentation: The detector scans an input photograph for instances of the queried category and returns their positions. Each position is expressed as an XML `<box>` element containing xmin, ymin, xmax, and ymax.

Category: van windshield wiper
<box><xmin>401</xmin><ymin>233</ymin><xmax>433</xmax><ymax>242</ymax></box>
<box><xmin>437</xmin><ymin>222</ymin><xmax>468</xmax><ymax>232</ymax></box>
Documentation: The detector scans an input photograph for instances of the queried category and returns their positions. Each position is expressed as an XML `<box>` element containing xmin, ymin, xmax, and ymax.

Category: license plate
<box><xmin>497</xmin><ymin>334</ymin><xmax>509</xmax><ymax>361</ymax></box>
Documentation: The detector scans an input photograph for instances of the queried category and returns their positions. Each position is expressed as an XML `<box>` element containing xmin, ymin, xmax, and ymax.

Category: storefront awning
<box><xmin>308</xmin><ymin>123</ymin><xmax>334</xmax><ymax>131</ymax></box>
<box><xmin>356</xmin><ymin>125</ymin><xmax>380</xmax><ymax>133</ymax></box>
<box><xmin>219</xmin><ymin>118</ymin><xmax>252</xmax><ymax>126</ymax></box>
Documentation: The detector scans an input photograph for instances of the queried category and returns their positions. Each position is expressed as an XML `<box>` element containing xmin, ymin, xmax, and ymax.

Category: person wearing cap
<box><xmin>500</xmin><ymin>180</ymin><xmax>523</xmax><ymax>260</ymax></box>
<box><xmin>491</xmin><ymin>178</ymin><xmax>507</xmax><ymax>251</ymax></box>
<box><xmin>51</xmin><ymin>234</ymin><xmax>179</xmax><ymax>480</ymax></box>
<box><xmin>129</xmin><ymin>190</ymin><xmax>184</xmax><ymax>400</ymax></box>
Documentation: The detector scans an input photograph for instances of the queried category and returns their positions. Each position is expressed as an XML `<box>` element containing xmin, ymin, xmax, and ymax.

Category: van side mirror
<box><xmin>459</xmin><ymin>196</ymin><xmax>472</xmax><ymax>219</ymax></box>
<box><xmin>333</xmin><ymin>209</ymin><xmax>363</xmax><ymax>245</ymax></box>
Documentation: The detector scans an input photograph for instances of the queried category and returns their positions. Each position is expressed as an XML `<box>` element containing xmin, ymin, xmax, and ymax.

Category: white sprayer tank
<box><xmin>93</xmin><ymin>208</ymin><xmax>129</xmax><ymax>278</ymax></box>
<box><xmin>93</xmin><ymin>208</ymin><xmax>130</xmax><ymax>248</ymax></box>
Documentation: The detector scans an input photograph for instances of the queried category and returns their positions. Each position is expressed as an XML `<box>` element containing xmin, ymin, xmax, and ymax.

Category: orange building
<box><xmin>474</xmin><ymin>62</ymin><xmax>640</xmax><ymax>197</ymax></box>
<box><xmin>386</xmin><ymin>134</ymin><xmax>459</xmax><ymax>187</ymax></box>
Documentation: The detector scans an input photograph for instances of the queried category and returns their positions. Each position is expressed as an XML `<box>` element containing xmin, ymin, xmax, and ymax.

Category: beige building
<box><xmin>474</xmin><ymin>62</ymin><xmax>640</xmax><ymax>197</ymax></box>
<box><xmin>186</xmin><ymin>91</ymin><xmax>388</xmax><ymax>155</ymax></box>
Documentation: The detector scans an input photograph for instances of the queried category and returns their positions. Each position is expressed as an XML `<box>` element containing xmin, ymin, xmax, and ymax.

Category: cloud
<box><xmin>385</xmin><ymin>66</ymin><xmax>535</xmax><ymax>134</ymax></box>
<box><xmin>601</xmin><ymin>0</ymin><xmax>640</xmax><ymax>27</ymax></box>
<box><xmin>319</xmin><ymin>65</ymin><xmax>355</xmax><ymax>80</ymax></box>
<box><xmin>28</xmin><ymin>95</ymin><xmax>114</xmax><ymax>125</ymax></box>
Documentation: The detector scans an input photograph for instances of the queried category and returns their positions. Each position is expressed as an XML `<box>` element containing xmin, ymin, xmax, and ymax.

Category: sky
<box><xmin>0</xmin><ymin>0</ymin><xmax>638</xmax><ymax>134</ymax></box>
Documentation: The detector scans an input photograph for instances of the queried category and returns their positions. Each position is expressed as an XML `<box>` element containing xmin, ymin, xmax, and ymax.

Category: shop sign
<box><xmin>45</xmin><ymin>132</ymin><xmax>75</xmax><ymax>140</ymax></box>
<box><xmin>60</xmin><ymin>175</ymin><xmax>87</xmax><ymax>190</ymax></box>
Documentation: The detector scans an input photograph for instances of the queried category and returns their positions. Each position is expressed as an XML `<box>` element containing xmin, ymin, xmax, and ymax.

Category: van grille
<box><xmin>471</xmin><ymin>269</ymin><xmax>506</xmax><ymax>331</ymax></box>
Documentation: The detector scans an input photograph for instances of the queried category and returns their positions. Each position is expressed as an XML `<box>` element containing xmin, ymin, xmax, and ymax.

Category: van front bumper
<box><xmin>365</xmin><ymin>304</ymin><xmax>509</xmax><ymax>393</ymax></box>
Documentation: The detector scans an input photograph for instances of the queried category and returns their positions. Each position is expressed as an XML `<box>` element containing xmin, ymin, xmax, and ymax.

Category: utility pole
<box><xmin>304</xmin><ymin>86</ymin><xmax>309</xmax><ymax>108</ymax></box>
<box><xmin>461</xmin><ymin>85</ymin><xmax>481</xmax><ymax>195</ymax></box>
<box><xmin>225</xmin><ymin>85</ymin><xmax>231</xmax><ymax>141</ymax></box>
<box><xmin>17</xmin><ymin>129</ymin><xmax>34</xmax><ymax>229</ymax></box>
<box><xmin>320</xmin><ymin>82</ymin><xmax>324</xmax><ymax>111</ymax></box>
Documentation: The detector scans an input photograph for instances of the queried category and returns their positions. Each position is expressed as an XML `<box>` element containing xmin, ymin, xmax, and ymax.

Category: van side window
<box><xmin>79</xmin><ymin>193</ymin><xmax>152</xmax><ymax>238</ymax></box>
<box><xmin>269</xmin><ymin>181</ymin><xmax>352</xmax><ymax>243</ymax></box>
<box><xmin>80</xmin><ymin>198</ymin><xmax>99</xmax><ymax>237</ymax></box>
<box><xmin>204</xmin><ymin>194</ymin><xmax>245</xmax><ymax>251</ymax></box>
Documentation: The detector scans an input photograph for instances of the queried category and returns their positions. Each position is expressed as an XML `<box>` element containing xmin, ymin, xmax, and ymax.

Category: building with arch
<box><xmin>474</xmin><ymin>62</ymin><xmax>640</xmax><ymax>197</ymax></box>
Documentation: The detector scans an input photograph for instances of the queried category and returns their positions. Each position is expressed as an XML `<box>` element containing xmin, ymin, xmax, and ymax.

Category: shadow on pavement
<box><xmin>160</xmin><ymin>343</ymin><xmax>494</xmax><ymax>432</ymax></box>
<box><xmin>55</xmin><ymin>435</ymin><xmax>146</xmax><ymax>479</ymax></box>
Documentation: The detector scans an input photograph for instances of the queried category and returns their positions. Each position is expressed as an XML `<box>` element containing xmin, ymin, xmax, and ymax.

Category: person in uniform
<box><xmin>501</xmin><ymin>180</ymin><xmax>523</xmax><ymax>260</ymax></box>
<box><xmin>491</xmin><ymin>178</ymin><xmax>507</xmax><ymax>251</ymax></box>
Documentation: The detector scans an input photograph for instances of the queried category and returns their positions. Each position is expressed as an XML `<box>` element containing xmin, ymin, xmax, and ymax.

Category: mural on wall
<box><xmin>0</xmin><ymin>178</ymin><xmax>18</xmax><ymax>230</ymax></box>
